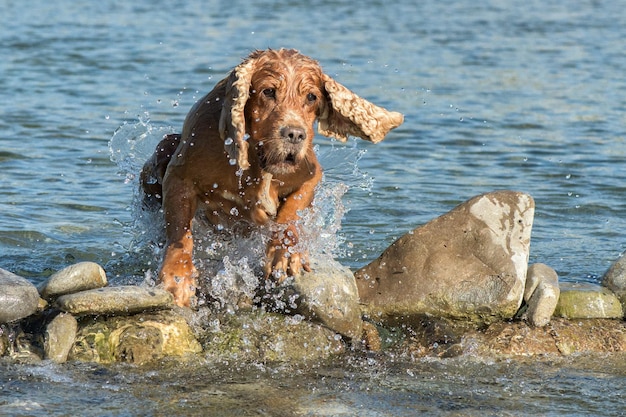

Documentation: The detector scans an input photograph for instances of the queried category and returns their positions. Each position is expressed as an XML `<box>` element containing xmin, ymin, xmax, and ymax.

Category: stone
<box><xmin>198</xmin><ymin>310</ymin><xmax>345</xmax><ymax>363</ymax></box>
<box><xmin>465</xmin><ymin>319</ymin><xmax>626</xmax><ymax>357</ymax></box>
<box><xmin>0</xmin><ymin>268</ymin><xmax>41</xmax><ymax>324</ymax></box>
<box><xmin>602</xmin><ymin>250</ymin><xmax>626</xmax><ymax>308</ymax></box>
<box><xmin>264</xmin><ymin>258</ymin><xmax>363</xmax><ymax>340</ymax></box>
<box><xmin>69</xmin><ymin>310</ymin><xmax>202</xmax><ymax>364</ymax></box>
<box><xmin>554</xmin><ymin>282</ymin><xmax>623</xmax><ymax>319</ymax></box>
<box><xmin>524</xmin><ymin>263</ymin><xmax>560</xmax><ymax>327</ymax></box>
<box><xmin>38</xmin><ymin>262</ymin><xmax>107</xmax><ymax>299</ymax></box>
<box><xmin>355</xmin><ymin>191</ymin><xmax>534</xmax><ymax>325</ymax></box>
<box><xmin>44</xmin><ymin>312</ymin><xmax>78</xmax><ymax>363</ymax></box>
<box><xmin>55</xmin><ymin>285</ymin><xmax>174</xmax><ymax>316</ymax></box>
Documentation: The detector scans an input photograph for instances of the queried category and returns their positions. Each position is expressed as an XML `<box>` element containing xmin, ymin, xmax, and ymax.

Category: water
<box><xmin>1</xmin><ymin>0</ymin><xmax>625</xmax><ymax>415</ymax></box>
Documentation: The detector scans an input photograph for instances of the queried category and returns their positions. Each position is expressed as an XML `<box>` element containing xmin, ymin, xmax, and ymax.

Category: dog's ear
<box><xmin>218</xmin><ymin>57</ymin><xmax>257</xmax><ymax>170</ymax></box>
<box><xmin>318</xmin><ymin>74</ymin><xmax>404</xmax><ymax>143</ymax></box>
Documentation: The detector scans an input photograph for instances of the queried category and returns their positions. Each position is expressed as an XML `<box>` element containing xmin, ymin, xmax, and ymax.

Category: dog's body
<box><xmin>141</xmin><ymin>49</ymin><xmax>403</xmax><ymax>306</ymax></box>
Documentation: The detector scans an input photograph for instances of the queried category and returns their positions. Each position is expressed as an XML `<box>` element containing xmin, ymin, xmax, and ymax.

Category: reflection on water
<box><xmin>1</xmin><ymin>0</ymin><xmax>626</xmax><ymax>415</ymax></box>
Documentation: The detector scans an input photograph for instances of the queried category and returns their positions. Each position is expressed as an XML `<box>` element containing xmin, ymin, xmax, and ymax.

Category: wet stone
<box><xmin>55</xmin><ymin>285</ymin><xmax>174</xmax><ymax>316</ymax></box>
<box><xmin>266</xmin><ymin>258</ymin><xmax>363</xmax><ymax>340</ymax></box>
<box><xmin>602</xmin><ymin>250</ymin><xmax>626</xmax><ymax>308</ymax></box>
<box><xmin>38</xmin><ymin>261</ymin><xmax>107</xmax><ymax>300</ymax></box>
<box><xmin>44</xmin><ymin>312</ymin><xmax>78</xmax><ymax>363</ymax></box>
<box><xmin>199</xmin><ymin>310</ymin><xmax>344</xmax><ymax>363</ymax></box>
<box><xmin>69</xmin><ymin>310</ymin><xmax>202</xmax><ymax>364</ymax></box>
<box><xmin>524</xmin><ymin>263</ymin><xmax>560</xmax><ymax>327</ymax></box>
<box><xmin>0</xmin><ymin>268</ymin><xmax>41</xmax><ymax>324</ymax></box>
<box><xmin>554</xmin><ymin>282</ymin><xmax>624</xmax><ymax>319</ymax></box>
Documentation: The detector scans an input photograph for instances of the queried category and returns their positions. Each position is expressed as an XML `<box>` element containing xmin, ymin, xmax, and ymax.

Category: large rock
<box><xmin>524</xmin><ymin>263</ymin><xmax>560</xmax><ymax>327</ymax></box>
<box><xmin>55</xmin><ymin>285</ymin><xmax>174</xmax><ymax>316</ymax></box>
<box><xmin>603</xmin><ymin>250</ymin><xmax>626</xmax><ymax>308</ymax></box>
<box><xmin>263</xmin><ymin>258</ymin><xmax>363</xmax><ymax>340</ymax></box>
<box><xmin>355</xmin><ymin>191</ymin><xmax>534</xmax><ymax>325</ymax></box>
<box><xmin>0</xmin><ymin>268</ymin><xmax>41</xmax><ymax>323</ymax></box>
<box><xmin>554</xmin><ymin>282</ymin><xmax>623</xmax><ymax>319</ymax></box>
<box><xmin>38</xmin><ymin>262</ymin><xmax>107</xmax><ymax>299</ymax></box>
<box><xmin>69</xmin><ymin>310</ymin><xmax>202</xmax><ymax>364</ymax></box>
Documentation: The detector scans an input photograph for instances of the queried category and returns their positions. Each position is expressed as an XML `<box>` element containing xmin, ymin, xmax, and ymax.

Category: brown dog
<box><xmin>140</xmin><ymin>49</ymin><xmax>403</xmax><ymax>307</ymax></box>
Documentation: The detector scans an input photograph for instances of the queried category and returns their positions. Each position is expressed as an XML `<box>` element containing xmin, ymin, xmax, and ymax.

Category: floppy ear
<box><xmin>318</xmin><ymin>74</ymin><xmax>404</xmax><ymax>143</ymax></box>
<box><xmin>218</xmin><ymin>57</ymin><xmax>257</xmax><ymax>170</ymax></box>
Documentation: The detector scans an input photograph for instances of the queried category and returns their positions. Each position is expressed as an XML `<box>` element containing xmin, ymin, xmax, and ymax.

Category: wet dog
<box><xmin>140</xmin><ymin>49</ymin><xmax>403</xmax><ymax>306</ymax></box>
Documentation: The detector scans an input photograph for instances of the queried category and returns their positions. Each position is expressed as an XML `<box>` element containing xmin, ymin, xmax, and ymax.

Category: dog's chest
<box><xmin>199</xmin><ymin>172</ymin><xmax>279</xmax><ymax>227</ymax></box>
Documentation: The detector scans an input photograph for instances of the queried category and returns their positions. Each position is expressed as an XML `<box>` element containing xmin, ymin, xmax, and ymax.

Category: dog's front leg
<box><xmin>159</xmin><ymin>176</ymin><xmax>198</xmax><ymax>307</ymax></box>
<box><xmin>264</xmin><ymin>169</ymin><xmax>322</xmax><ymax>280</ymax></box>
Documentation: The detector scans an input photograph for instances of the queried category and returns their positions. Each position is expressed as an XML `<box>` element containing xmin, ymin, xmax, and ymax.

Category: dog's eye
<box><xmin>307</xmin><ymin>93</ymin><xmax>317</xmax><ymax>102</ymax></box>
<box><xmin>262</xmin><ymin>88</ymin><xmax>276</xmax><ymax>99</ymax></box>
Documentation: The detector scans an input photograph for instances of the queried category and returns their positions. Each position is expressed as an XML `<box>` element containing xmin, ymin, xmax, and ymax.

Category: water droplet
<box><xmin>213</xmin><ymin>183</ymin><xmax>219</xmax><ymax>189</ymax></box>
<box><xmin>229</xmin><ymin>158</ymin><xmax>237</xmax><ymax>165</ymax></box>
<box><xmin>565</xmin><ymin>174</ymin><xmax>571</xmax><ymax>179</ymax></box>
<box><xmin>230</xmin><ymin>207</ymin><xmax>239</xmax><ymax>216</ymax></box>
<box><xmin>224</xmin><ymin>137</ymin><xmax>234</xmax><ymax>145</ymax></box>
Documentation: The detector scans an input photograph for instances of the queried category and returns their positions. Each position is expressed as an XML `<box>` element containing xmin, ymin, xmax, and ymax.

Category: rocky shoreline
<box><xmin>1</xmin><ymin>191</ymin><xmax>625</xmax><ymax>365</ymax></box>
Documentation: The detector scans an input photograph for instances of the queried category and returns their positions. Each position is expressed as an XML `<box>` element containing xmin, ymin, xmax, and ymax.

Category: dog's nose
<box><xmin>280</xmin><ymin>126</ymin><xmax>306</xmax><ymax>144</ymax></box>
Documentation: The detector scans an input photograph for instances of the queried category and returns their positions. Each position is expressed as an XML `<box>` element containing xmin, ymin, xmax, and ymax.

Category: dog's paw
<box><xmin>264</xmin><ymin>225</ymin><xmax>311</xmax><ymax>281</ymax></box>
<box><xmin>159</xmin><ymin>253</ymin><xmax>198</xmax><ymax>307</ymax></box>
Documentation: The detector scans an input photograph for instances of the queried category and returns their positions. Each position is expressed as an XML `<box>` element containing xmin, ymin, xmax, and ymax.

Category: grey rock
<box><xmin>355</xmin><ymin>191</ymin><xmax>534</xmax><ymax>325</ymax></box>
<box><xmin>39</xmin><ymin>262</ymin><xmax>107</xmax><ymax>300</ymax></box>
<box><xmin>291</xmin><ymin>259</ymin><xmax>363</xmax><ymax>340</ymax></box>
<box><xmin>602</xmin><ymin>250</ymin><xmax>626</xmax><ymax>308</ymax></box>
<box><xmin>554</xmin><ymin>282</ymin><xmax>624</xmax><ymax>319</ymax></box>
<box><xmin>56</xmin><ymin>285</ymin><xmax>174</xmax><ymax>316</ymax></box>
<box><xmin>44</xmin><ymin>312</ymin><xmax>78</xmax><ymax>363</ymax></box>
<box><xmin>0</xmin><ymin>268</ymin><xmax>41</xmax><ymax>323</ymax></box>
<box><xmin>262</xmin><ymin>259</ymin><xmax>363</xmax><ymax>340</ymax></box>
<box><xmin>524</xmin><ymin>264</ymin><xmax>560</xmax><ymax>327</ymax></box>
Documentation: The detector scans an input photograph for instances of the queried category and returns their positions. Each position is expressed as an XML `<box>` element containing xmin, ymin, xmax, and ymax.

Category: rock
<box><xmin>524</xmin><ymin>263</ymin><xmax>560</xmax><ymax>327</ymax></box>
<box><xmin>264</xmin><ymin>258</ymin><xmax>363</xmax><ymax>340</ymax></box>
<box><xmin>355</xmin><ymin>191</ymin><xmax>534</xmax><ymax>325</ymax></box>
<box><xmin>38</xmin><ymin>262</ymin><xmax>107</xmax><ymax>299</ymax></box>
<box><xmin>44</xmin><ymin>312</ymin><xmax>78</xmax><ymax>363</ymax></box>
<box><xmin>55</xmin><ymin>286</ymin><xmax>174</xmax><ymax>316</ymax></box>
<box><xmin>602</xmin><ymin>250</ymin><xmax>626</xmax><ymax>308</ymax></box>
<box><xmin>554</xmin><ymin>282</ymin><xmax>623</xmax><ymax>319</ymax></box>
<box><xmin>198</xmin><ymin>310</ymin><xmax>345</xmax><ymax>363</ymax></box>
<box><xmin>69</xmin><ymin>310</ymin><xmax>201</xmax><ymax>364</ymax></box>
<box><xmin>0</xmin><ymin>268</ymin><xmax>41</xmax><ymax>323</ymax></box>
<box><xmin>467</xmin><ymin>319</ymin><xmax>626</xmax><ymax>357</ymax></box>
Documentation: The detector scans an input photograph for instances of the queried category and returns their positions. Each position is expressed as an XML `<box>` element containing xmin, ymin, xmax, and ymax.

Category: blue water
<box><xmin>1</xmin><ymin>0</ymin><xmax>625</xmax><ymax>415</ymax></box>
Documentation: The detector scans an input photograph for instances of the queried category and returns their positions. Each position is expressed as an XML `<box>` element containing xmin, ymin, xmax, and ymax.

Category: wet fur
<box><xmin>140</xmin><ymin>48</ymin><xmax>403</xmax><ymax>307</ymax></box>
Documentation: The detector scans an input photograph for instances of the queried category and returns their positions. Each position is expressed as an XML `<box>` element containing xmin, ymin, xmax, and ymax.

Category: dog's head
<box><xmin>219</xmin><ymin>48</ymin><xmax>404</xmax><ymax>175</ymax></box>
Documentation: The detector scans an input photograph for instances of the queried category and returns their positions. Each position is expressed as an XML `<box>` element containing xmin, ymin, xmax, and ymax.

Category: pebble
<box><xmin>524</xmin><ymin>263</ymin><xmax>560</xmax><ymax>327</ymax></box>
<box><xmin>44</xmin><ymin>312</ymin><xmax>78</xmax><ymax>363</ymax></box>
<box><xmin>55</xmin><ymin>286</ymin><xmax>174</xmax><ymax>316</ymax></box>
<box><xmin>554</xmin><ymin>282</ymin><xmax>624</xmax><ymax>319</ymax></box>
<box><xmin>38</xmin><ymin>262</ymin><xmax>107</xmax><ymax>299</ymax></box>
<box><xmin>0</xmin><ymin>268</ymin><xmax>41</xmax><ymax>324</ymax></box>
<box><xmin>602</xmin><ymin>250</ymin><xmax>626</xmax><ymax>307</ymax></box>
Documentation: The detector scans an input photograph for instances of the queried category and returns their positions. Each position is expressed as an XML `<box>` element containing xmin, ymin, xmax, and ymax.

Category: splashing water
<box><xmin>109</xmin><ymin>119</ymin><xmax>368</xmax><ymax>309</ymax></box>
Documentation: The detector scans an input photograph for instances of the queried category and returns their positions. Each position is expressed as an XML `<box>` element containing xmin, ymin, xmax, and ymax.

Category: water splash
<box><xmin>109</xmin><ymin>118</ymin><xmax>370</xmax><ymax>308</ymax></box>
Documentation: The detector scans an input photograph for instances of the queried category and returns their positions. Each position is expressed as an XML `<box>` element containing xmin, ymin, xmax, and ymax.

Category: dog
<box><xmin>140</xmin><ymin>48</ymin><xmax>403</xmax><ymax>307</ymax></box>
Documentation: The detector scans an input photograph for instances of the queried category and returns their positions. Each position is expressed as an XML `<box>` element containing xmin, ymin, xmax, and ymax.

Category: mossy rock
<box><xmin>554</xmin><ymin>282</ymin><xmax>623</xmax><ymax>319</ymax></box>
<box><xmin>69</xmin><ymin>310</ymin><xmax>201</xmax><ymax>364</ymax></box>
